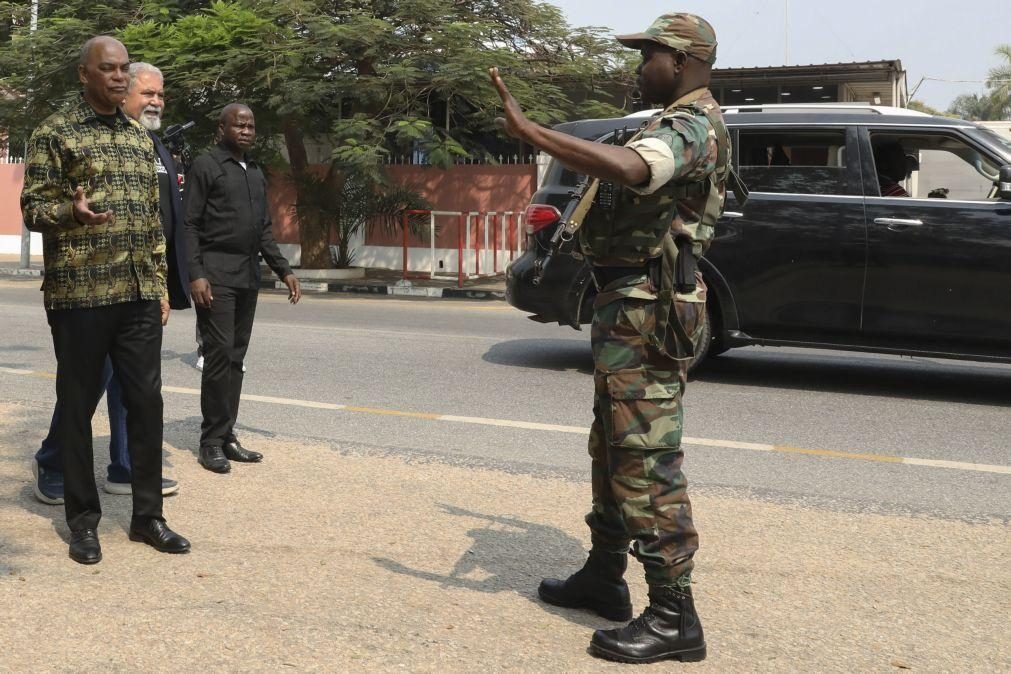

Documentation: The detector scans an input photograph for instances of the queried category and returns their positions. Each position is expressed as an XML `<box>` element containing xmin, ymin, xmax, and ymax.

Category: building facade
<box><xmin>710</xmin><ymin>60</ymin><xmax>908</xmax><ymax>107</ymax></box>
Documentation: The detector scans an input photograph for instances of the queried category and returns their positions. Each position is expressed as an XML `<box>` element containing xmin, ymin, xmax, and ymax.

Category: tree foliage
<box><xmin>944</xmin><ymin>44</ymin><xmax>1011</xmax><ymax>121</ymax></box>
<box><xmin>906</xmin><ymin>100</ymin><xmax>951</xmax><ymax>117</ymax></box>
<box><xmin>1</xmin><ymin>0</ymin><xmax>631</xmax><ymax>266</ymax></box>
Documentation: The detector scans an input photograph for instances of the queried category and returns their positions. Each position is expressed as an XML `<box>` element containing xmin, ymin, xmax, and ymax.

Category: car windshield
<box><xmin>973</xmin><ymin>126</ymin><xmax>1011</xmax><ymax>157</ymax></box>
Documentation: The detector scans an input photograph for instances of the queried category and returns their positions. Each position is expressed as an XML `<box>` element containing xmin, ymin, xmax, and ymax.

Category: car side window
<box><xmin>737</xmin><ymin>130</ymin><xmax>854</xmax><ymax>195</ymax></box>
<box><xmin>869</xmin><ymin>131</ymin><xmax>1001</xmax><ymax>201</ymax></box>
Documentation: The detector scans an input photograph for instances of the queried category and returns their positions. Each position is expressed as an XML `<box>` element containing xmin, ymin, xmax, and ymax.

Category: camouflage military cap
<box><xmin>615</xmin><ymin>13</ymin><xmax>718</xmax><ymax>65</ymax></box>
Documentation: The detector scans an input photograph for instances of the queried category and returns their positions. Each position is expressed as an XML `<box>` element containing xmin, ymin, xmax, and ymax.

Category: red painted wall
<box><xmin>0</xmin><ymin>164</ymin><xmax>25</xmax><ymax>235</ymax></box>
<box><xmin>367</xmin><ymin>164</ymin><xmax>536</xmax><ymax>247</ymax></box>
<box><xmin>264</xmin><ymin>164</ymin><xmax>536</xmax><ymax>247</ymax></box>
<box><xmin>1</xmin><ymin>163</ymin><xmax>536</xmax><ymax>245</ymax></box>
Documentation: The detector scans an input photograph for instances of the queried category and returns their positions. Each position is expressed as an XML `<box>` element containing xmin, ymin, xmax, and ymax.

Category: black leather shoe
<box><xmin>223</xmin><ymin>439</ymin><xmax>262</xmax><ymax>463</ymax></box>
<box><xmin>128</xmin><ymin>518</ymin><xmax>191</xmax><ymax>554</ymax></box>
<box><xmin>538</xmin><ymin>548</ymin><xmax>633</xmax><ymax>622</ymax></box>
<box><xmin>198</xmin><ymin>445</ymin><xmax>231</xmax><ymax>473</ymax></box>
<box><xmin>69</xmin><ymin>529</ymin><xmax>102</xmax><ymax>565</ymax></box>
<box><xmin>590</xmin><ymin>585</ymin><xmax>706</xmax><ymax>663</ymax></box>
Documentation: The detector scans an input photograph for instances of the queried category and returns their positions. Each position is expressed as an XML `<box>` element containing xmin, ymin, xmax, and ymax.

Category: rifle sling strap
<box><xmin>558</xmin><ymin>87</ymin><xmax>714</xmax><ymax>239</ymax></box>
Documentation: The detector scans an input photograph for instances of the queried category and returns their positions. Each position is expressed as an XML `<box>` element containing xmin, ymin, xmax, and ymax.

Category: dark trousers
<box><xmin>47</xmin><ymin>301</ymin><xmax>164</xmax><ymax>531</ymax></box>
<box><xmin>196</xmin><ymin>284</ymin><xmax>257</xmax><ymax>448</ymax></box>
<box><xmin>36</xmin><ymin>356</ymin><xmax>132</xmax><ymax>483</ymax></box>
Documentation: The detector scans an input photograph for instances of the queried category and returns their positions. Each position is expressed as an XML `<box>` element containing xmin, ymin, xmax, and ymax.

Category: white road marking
<box><xmin>254</xmin><ymin>321</ymin><xmax>516</xmax><ymax>342</ymax></box>
<box><xmin>5</xmin><ymin>367</ymin><xmax>1009</xmax><ymax>476</ymax></box>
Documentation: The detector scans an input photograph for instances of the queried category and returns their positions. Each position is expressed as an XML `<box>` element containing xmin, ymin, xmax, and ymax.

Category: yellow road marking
<box><xmin>4</xmin><ymin>366</ymin><xmax>1009</xmax><ymax>475</ymax></box>
<box><xmin>772</xmin><ymin>445</ymin><xmax>905</xmax><ymax>464</ymax></box>
<box><xmin>344</xmin><ymin>406</ymin><xmax>442</xmax><ymax>420</ymax></box>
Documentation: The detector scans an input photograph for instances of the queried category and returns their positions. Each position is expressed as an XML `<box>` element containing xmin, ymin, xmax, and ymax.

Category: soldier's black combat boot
<box><xmin>537</xmin><ymin>548</ymin><xmax>633</xmax><ymax>621</ymax></box>
<box><xmin>589</xmin><ymin>584</ymin><xmax>706</xmax><ymax>663</ymax></box>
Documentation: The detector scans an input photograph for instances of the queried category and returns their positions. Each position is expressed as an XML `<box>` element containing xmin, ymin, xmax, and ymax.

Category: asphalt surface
<box><xmin>2</xmin><ymin>278</ymin><xmax>1005</xmax><ymax>522</ymax></box>
<box><xmin>0</xmin><ymin>278</ymin><xmax>1008</xmax><ymax>671</ymax></box>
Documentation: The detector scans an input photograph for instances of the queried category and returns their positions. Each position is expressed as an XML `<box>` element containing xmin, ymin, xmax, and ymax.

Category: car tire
<box><xmin>686</xmin><ymin>303</ymin><xmax>714</xmax><ymax>375</ymax></box>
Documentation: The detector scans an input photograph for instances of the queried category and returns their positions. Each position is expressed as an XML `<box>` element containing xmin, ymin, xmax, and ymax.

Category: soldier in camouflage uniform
<box><xmin>490</xmin><ymin>13</ymin><xmax>733</xmax><ymax>664</ymax></box>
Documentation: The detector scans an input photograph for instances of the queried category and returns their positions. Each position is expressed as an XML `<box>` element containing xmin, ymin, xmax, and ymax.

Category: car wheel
<box><xmin>686</xmin><ymin>303</ymin><xmax>714</xmax><ymax>375</ymax></box>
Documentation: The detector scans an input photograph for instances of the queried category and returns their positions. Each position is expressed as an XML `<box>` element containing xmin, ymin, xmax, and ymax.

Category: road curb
<box><xmin>0</xmin><ymin>268</ymin><xmax>505</xmax><ymax>300</ymax></box>
<box><xmin>0</xmin><ymin>267</ymin><xmax>42</xmax><ymax>277</ymax></box>
<box><xmin>263</xmin><ymin>279</ymin><xmax>505</xmax><ymax>301</ymax></box>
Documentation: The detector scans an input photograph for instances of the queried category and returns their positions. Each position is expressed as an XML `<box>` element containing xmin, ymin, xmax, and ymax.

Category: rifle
<box><xmin>532</xmin><ymin>177</ymin><xmax>598</xmax><ymax>285</ymax></box>
<box><xmin>532</xmin><ymin>125</ymin><xmax>640</xmax><ymax>286</ymax></box>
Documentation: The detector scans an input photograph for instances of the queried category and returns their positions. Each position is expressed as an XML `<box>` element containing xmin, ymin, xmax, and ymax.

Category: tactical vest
<box><xmin>578</xmin><ymin>95</ymin><xmax>733</xmax><ymax>267</ymax></box>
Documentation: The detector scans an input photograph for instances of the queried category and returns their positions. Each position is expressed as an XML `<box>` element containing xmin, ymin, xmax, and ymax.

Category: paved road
<box><xmin>0</xmin><ymin>279</ymin><xmax>1008</xmax><ymax>671</ymax></box>
<box><xmin>2</xmin><ymin>279</ymin><xmax>1007</xmax><ymax>522</ymax></box>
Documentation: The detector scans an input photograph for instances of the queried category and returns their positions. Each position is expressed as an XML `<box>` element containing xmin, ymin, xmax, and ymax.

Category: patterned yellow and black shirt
<box><xmin>21</xmin><ymin>96</ymin><xmax>167</xmax><ymax>310</ymax></box>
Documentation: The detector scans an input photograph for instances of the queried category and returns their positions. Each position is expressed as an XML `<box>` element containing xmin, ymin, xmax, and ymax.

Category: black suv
<box><xmin>505</xmin><ymin>104</ymin><xmax>1011</xmax><ymax>370</ymax></box>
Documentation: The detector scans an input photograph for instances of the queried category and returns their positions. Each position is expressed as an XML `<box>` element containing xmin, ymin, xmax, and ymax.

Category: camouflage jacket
<box><xmin>21</xmin><ymin>96</ymin><xmax>167</xmax><ymax>310</ymax></box>
<box><xmin>630</xmin><ymin>88</ymin><xmax>727</xmax><ymax>261</ymax></box>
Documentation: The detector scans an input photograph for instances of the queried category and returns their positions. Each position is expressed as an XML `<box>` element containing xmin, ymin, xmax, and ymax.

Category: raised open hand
<box><xmin>488</xmin><ymin>67</ymin><xmax>531</xmax><ymax>141</ymax></box>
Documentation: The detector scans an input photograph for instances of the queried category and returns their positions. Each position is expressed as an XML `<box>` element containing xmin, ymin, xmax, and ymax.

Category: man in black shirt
<box><xmin>184</xmin><ymin>103</ymin><xmax>300</xmax><ymax>473</ymax></box>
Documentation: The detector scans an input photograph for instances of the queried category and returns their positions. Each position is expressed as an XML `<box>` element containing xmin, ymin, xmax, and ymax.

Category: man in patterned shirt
<box><xmin>21</xmin><ymin>36</ymin><xmax>190</xmax><ymax>564</ymax></box>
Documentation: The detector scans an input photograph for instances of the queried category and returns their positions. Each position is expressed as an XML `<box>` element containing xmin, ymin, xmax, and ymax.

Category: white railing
<box><xmin>1</xmin><ymin>156</ymin><xmax>25</xmax><ymax>164</ymax></box>
<box><xmin>382</xmin><ymin>154</ymin><xmax>537</xmax><ymax>166</ymax></box>
<box><xmin>387</xmin><ymin>209</ymin><xmax>527</xmax><ymax>287</ymax></box>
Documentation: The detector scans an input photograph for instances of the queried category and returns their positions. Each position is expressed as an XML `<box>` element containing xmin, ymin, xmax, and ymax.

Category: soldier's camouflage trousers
<box><xmin>584</xmin><ymin>274</ymin><xmax>706</xmax><ymax>587</ymax></box>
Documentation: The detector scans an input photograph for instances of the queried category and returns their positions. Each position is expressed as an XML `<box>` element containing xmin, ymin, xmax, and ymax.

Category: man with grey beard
<box><xmin>122</xmin><ymin>62</ymin><xmax>190</xmax><ymax>307</ymax></box>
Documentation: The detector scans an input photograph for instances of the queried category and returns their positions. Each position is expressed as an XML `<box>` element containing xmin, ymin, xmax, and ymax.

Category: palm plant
<box><xmin>294</xmin><ymin>166</ymin><xmax>430</xmax><ymax>269</ymax></box>
<box><xmin>986</xmin><ymin>44</ymin><xmax>1011</xmax><ymax>119</ymax></box>
<box><xmin>947</xmin><ymin>44</ymin><xmax>1011</xmax><ymax>121</ymax></box>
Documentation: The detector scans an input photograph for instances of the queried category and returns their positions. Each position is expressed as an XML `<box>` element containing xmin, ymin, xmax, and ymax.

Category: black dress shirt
<box><xmin>183</xmin><ymin>144</ymin><xmax>293</xmax><ymax>289</ymax></box>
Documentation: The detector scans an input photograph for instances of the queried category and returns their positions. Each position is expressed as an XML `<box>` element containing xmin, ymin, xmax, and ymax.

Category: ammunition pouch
<box><xmin>655</xmin><ymin>233</ymin><xmax>699</xmax><ymax>361</ymax></box>
<box><xmin>579</xmin><ymin>178</ymin><xmax>709</xmax><ymax>266</ymax></box>
<box><xmin>674</xmin><ymin>237</ymin><xmax>697</xmax><ymax>294</ymax></box>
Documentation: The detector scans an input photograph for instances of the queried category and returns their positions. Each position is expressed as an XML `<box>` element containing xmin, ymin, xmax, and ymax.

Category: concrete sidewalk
<box><xmin>0</xmin><ymin>398</ymin><xmax>1006</xmax><ymax>671</ymax></box>
<box><xmin>269</xmin><ymin>266</ymin><xmax>506</xmax><ymax>301</ymax></box>
<box><xmin>0</xmin><ymin>255</ymin><xmax>506</xmax><ymax>301</ymax></box>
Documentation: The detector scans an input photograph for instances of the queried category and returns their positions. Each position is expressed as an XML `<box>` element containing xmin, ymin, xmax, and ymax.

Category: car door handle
<box><xmin>723</xmin><ymin>211</ymin><xmax>744</xmax><ymax>219</ymax></box>
<box><xmin>874</xmin><ymin>217</ymin><xmax>923</xmax><ymax>228</ymax></box>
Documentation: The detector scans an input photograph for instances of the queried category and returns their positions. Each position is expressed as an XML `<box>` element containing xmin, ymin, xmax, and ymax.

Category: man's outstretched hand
<box><xmin>489</xmin><ymin>67</ymin><xmax>649</xmax><ymax>188</ymax></box>
<box><xmin>72</xmin><ymin>186</ymin><xmax>113</xmax><ymax>226</ymax></box>
<box><xmin>489</xmin><ymin>67</ymin><xmax>533</xmax><ymax>141</ymax></box>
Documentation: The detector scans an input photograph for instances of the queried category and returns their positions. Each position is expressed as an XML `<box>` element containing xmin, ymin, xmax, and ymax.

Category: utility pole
<box><xmin>784</xmin><ymin>0</ymin><xmax>790</xmax><ymax>66</ymax></box>
<box><xmin>20</xmin><ymin>0</ymin><xmax>39</xmax><ymax>269</ymax></box>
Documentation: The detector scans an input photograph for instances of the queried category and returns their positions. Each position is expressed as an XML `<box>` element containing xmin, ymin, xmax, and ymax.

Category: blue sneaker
<box><xmin>32</xmin><ymin>458</ymin><xmax>64</xmax><ymax>505</ymax></box>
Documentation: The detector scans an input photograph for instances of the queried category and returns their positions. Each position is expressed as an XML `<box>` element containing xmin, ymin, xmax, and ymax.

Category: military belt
<box><xmin>591</xmin><ymin>260</ymin><xmax>660</xmax><ymax>289</ymax></box>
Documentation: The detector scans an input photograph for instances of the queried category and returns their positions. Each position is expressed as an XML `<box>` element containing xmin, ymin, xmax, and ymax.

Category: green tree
<box><xmin>945</xmin><ymin>44</ymin><xmax>1011</xmax><ymax>122</ymax></box>
<box><xmin>948</xmin><ymin>93</ymin><xmax>998</xmax><ymax>121</ymax></box>
<box><xmin>907</xmin><ymin>100</ymin><xmax>950</xmax><ymax>117</ymax></box>
<box><xmin>1</xmin><ymin>1</ymin><xmax>629</xmax><ymax>267</ymax></box>
<box><xmin>118</xmin><ymin>0</ymin><xmax>627</xmax><ymax>267</ymax></box>
<box><xmin>985</xmin><ymin>44</ymin><xmax>1011</xmax><ymax>120</ymax></box>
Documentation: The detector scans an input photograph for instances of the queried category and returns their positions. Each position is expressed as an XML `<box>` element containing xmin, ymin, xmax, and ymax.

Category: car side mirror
<box><xmin>1001</xmin><ymin>165</ymin><xmax>1011</xmax><ymax>201</ymax></box>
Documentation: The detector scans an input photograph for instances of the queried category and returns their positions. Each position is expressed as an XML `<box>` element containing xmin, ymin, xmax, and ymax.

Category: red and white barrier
<box><xmin>377</xmin><ymin>209</ymin><xmax>525</xmax><ymax>288</ymax></box>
